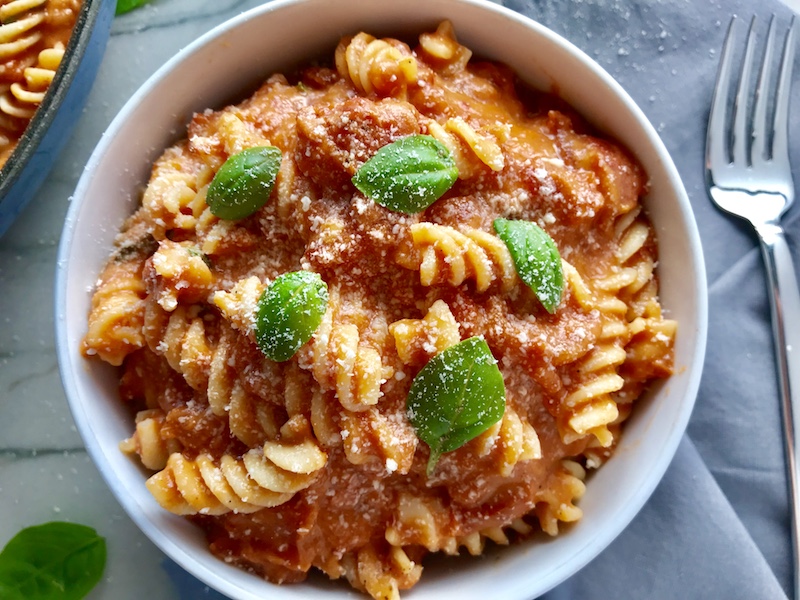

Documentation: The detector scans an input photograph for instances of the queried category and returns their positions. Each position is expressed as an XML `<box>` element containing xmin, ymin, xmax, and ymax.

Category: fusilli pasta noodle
<box><xmin>389</xmin><ymin>299</ymin><xmax>460</xmax><ymax>366</ymax></box>
<box><xmin>398</xmin><ymin>223</ymin><xmax>517</xmax><ymax>293</ymax></box>
<box><xmin>82</xmin><ymin>22</ymin><xmax>676</xmax><ymax>600</ymax></box>
<box><xmin>145</xmin><ymin>415</ymin><xmax>325</xmax><ymax>515</ymax></box>
<box><xmin>82</xmin><ymin>237</ymin><xmax>150</xmax><ymax>366</ymax></box>
<box><xmin>335</xmin><ymin>32</ymin><xmax>418</xmax><ymax>99</ymax></box>
<box><xmin>553</xmin><ymin>209</ymin><xmax>678</xmax><ymax>448</ymax></box>
<box><xmin>119</xmin><ymin>408</ymin><xmax>181</xmax><ymax>471</ymax></box>
<box><xmin>305</xmin><ymin>290</ymin><xmax>394</xmax><ymax>412</ymax></box>
<box><xmin>534</xmin><ymin>460</ymin><xmax>587</xmax><ymax>536</ymax></box>
<box><xmin>338</xmin><ymin>405</ymin><xmax>417</xmax><ymax>473</ymax></box>
<box><xmin>385</xmin><ymin>492</ymin><xmax>534</xmax><ymax>557</ymax></box>
<box><xmin>475</xmin><ymin>405</ymin><xmax>542</xmax><ymax>477</ymax></box>
<box><xmin>417</xmin><ymin>20</ymin><xmax>471</xmax><ymax>75</ymax></box>
<box><xmin>336</xmin><ymin>543</ymin><xmax>423</xmax><ymax>600</ymax></box>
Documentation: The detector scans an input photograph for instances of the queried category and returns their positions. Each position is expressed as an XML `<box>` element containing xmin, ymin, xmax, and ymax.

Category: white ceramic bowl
<box><xmin>55</xmin><ymin>0</ymin><xmax>708</xmax><ymax>598</ymax></box>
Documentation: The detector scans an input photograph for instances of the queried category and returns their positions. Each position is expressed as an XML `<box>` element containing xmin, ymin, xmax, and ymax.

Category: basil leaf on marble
<box><xmin>116</xmin><ymin>0</ymin><xmax>153</xmax><ymax>15</ymax></box>
<box><xmin>255</xmin><ymin>271</ymin><xmax>329</xmax><ymax>362</ymax></box>
<box><xmin>493</xmin><ymin>218</ymin><xmax>563</xmax><ymax>313</ymax></box>
<box><xmin>406</xmin><ymin>336</ymin><xmax>506</xmax><ymax>476</ymax></box>
<box><xmin>352</xmin><ymin>134</ymin><xmax>458</xmax><ymax>213</ymax></box>
<box><xmin>207</xmin><ymin>146</ymin><xmax>282</xmax><ymax>220</ymax></box>
<box><xmin>0</xmin><ymin>521</ymin><xmax>106</xmax><ymax>600</ymax></box>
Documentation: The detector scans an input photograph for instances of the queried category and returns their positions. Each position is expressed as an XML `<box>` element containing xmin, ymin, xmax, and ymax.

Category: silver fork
<box><xmin>706</xmin><ymin>14</ymin><xmax>800</xmax><ymax>598</ymax></box>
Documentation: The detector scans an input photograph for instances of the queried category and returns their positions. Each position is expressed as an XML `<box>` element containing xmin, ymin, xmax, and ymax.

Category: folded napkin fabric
<box><xmin>545</xmin><ymin>438</ymin><xmax>786</xmax><ymax>599</ymax></box>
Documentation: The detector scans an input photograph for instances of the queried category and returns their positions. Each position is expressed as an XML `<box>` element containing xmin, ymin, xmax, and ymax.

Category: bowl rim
<box><xmin>55</xmin><ymin>0</ymin><xmax>708</xmax><ymax>598</ymax></box>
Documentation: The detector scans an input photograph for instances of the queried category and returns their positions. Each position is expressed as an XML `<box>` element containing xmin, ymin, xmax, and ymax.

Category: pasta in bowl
<box><xmin>56</xmin><ymin>1</ymin><xmax>707</xmax><ymax>599</ymax></box>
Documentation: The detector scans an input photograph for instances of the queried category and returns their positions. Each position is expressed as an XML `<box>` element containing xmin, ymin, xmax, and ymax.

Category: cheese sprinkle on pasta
<box><xmin>82</xmin><ymin>22</ymin><xmax>676</xmax><ymax>600</ymax></box>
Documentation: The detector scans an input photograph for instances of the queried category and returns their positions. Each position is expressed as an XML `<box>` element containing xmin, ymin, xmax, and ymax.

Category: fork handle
<box><xmin>757</xmin><ymin>222</ymin><xmax>800</xmax><ymax>600</ymax></box>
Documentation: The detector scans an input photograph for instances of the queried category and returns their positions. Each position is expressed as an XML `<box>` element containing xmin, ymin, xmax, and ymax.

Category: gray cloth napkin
<box><xmin>532</xmin><ymin>0</ymin><xmax>798</xmax><ymax>597</ymax></box>
<box><xmin>165</xmin><ymin>0</ymin><xmax>798</xmax><ymax>597</ymax></box>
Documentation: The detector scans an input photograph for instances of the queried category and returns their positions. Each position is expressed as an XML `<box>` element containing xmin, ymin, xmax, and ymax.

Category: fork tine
<box><xmin>751</xmin><ymin>15</ymin><xmax>776</xmax><ymax>164</ymax></box>
<box><xmin>707</xmin><ymin>16</ymin><xmax>739</xmax><ymax>172</ymax></box>
<box><xmin>772</xmin><ymin>16</ymin><xmax>796</xmax><ymax>170</ymax></box>
<box><xmin>732</xmin><ymin>17</ymin><xmax>757</xmax><ymax>167</ymax></box>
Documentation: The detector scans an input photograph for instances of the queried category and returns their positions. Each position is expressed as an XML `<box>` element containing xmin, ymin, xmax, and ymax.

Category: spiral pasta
<box><xmin>336</xmin><ymin>543</ymin><xmax>423</xmax><ymax>600</ymax></box>
<box><xmin>547</xmin><ymin>209</ymin><xmax>677</xmax><ymax>449</ymax></box>
<box><xmin>335</xmin><ymin>32</ymin><xmax>418</xmax><ymax>99</ymax></box>
<box><xmin>385</xmin><ymin>493</ymin><xmax>461</xmax><ymax>554</ymax></box>
<box><xmin>339</xmin><ymin>406</ymin><xmax>418</xmax><ymax>473</ymax></box>
<box><xmin>212</xmin><ymin>275</ymin><xmax>262</xmax><ymax>334</ymax></box>
<box><xmin>418</xmin><ymin>20</ymin><xmax>471</xmax><ymax>75</ymax></box>
<box><xmin>119</xmin><ymin>409</ymin><xmax>182</xmax><ymax>471</ymax></box>
<box><xmin>475</xmin><ymin>405</ymin><xmax>542</xmax><ymax>477</ymax></box>
<box><xmin>83</xmin><ymin>22</ymin><xmax>676</xmax><ymax>600</ymax></box>
<box><xmin>559</xmin><ymin>260</ymin><xmax>628</xmax><ymax>446</ymax></box>
<box><xmin>389</xmin><ymin>299</ymin><xmax>460</xmax><ymax>367</ymax></box>
<box><xmin>83</xmin><ymin>242</ymin><xmax>149</xmax><ymax>366</ymax></box>
<box><xmin>146</xmin><ymin>415</ymin><xmax>326</xmax><ymax>515</ymax></box>
<box><xmin>534</xmin><ymin>460</ymin><xmax>587</xmax><ymax>536</ymax></box>
<box><xmin>385</xmin><ymin>492</ymin><xmax>534</xmax><ymax>557</ymax></box>
<box><xmin>307</xmin><ymin>293</ymin><xmax>394</xmax><ymax>412</ymax></box>
<box><xmin>446</xmin><ymin>117</ymin><xmax>504</xmax><ymax>172</ymax></box>
<box><xmin>140</xmin><ymin>147</ymin><xmax>216</xmax><ymax>236</ymax></box>
<box><xmin>398</xmin><ymin>223</ymin><xmax>517</xmax><ymax>293</ymax></box>
<box><xmin>207</xmin><ymin>324</ymin><xmax>293</xmax><ymax>447</ymax></box>
<box><xmin>146</xmin><ymin>453</ymin><xmax>289</xmax><ymax>515</ymax></box>
<box><xmin>614</xmin><ymin>209</ymin><xmax>678</xmax><ymax>391</ymax></box>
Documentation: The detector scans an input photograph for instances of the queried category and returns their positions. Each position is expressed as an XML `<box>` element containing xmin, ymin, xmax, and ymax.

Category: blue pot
<box><xmin>0</xmin><ymin>0</ymin><xmax>115</xmax><ymax>238</ymax></box>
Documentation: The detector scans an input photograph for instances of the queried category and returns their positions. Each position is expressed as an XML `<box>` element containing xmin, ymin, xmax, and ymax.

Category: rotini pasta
<box><xmin>82</xmin><ymin>22</ymin><xmax>675</xmax><ymax>600</ymax></box>
<box><xmin>553</xmin><ymin>208</ymin><xmax>678</xmax><ymax>448</ymax></box>
<box><xmin>535</xmin><ymin>460</ymin><xmax>587</xmax><ymax>536</ymax></box>
<box><xmin>385</xmin><ymin>492</ymin><xmax>534</xmax><ymax>557</ymax></box>
<box><xmin>398</xmin><ymin>223</ymin><xmax>517</xmax><ymax>293</ymax></box>
<box><xmin>119</xmin><ymin>408</ymin><xmax>181</xmax><ymax>471</ymax></box>
<box><xmin>82</xmin><ymin>237</ymin><xmax>150</xmax><ymax>366</ymax></box>
<box><xmin>476</xmin><ymin>405</ymin><xmax>542</xmax><ymax>477</ymax></box>
<box><xmin>304</xmin><ymin>289</ymin><xmax>395</xmax><ymax>412</ymax></box>
<box><xmin>338</xmin><ymin>405</ymin><xmax>418</xmax><ymax>473</ymax></box>
<box><xmin>145</xmin><ymin>415</ymin><xmax>325</xmax><ymax>515</ymax></box>
<box><xmin>336</xmin><ymin>542</ymin><xmax>424</xmax><ymax>600</ymax></box>
<box><xmin>335</xmin><ymin>32</ymin><xmax>418</xmax><ymax>98</ymax></box>
<box><xmin>389</xmin><ymin>299</ymin><xmax>460</xmax><ymax>366</ymax></box>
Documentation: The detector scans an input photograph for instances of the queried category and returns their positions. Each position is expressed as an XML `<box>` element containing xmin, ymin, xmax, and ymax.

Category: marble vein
<box><xmin>111</xmin><ymin>0</ymin><xmax>254</xmax><ymax>36</ymax></box>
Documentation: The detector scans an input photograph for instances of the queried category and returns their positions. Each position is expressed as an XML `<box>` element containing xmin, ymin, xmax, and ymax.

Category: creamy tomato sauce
<box><xmin>83</xmin><ymin>23</ymin><xmax>675</xmax><ymax>599</ymax></box>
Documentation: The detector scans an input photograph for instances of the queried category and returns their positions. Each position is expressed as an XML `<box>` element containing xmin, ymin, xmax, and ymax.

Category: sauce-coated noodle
<box><xmin>83</xmin><ymin>22</ymin><xmax>676</xmax><ymax>599</ymax></box>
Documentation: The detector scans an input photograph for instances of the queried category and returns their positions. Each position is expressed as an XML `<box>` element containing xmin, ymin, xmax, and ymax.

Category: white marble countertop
<box><xmin>1</xmin><ymin>0</ymin><xmax>797</xmax><ymax>599</ymax></box>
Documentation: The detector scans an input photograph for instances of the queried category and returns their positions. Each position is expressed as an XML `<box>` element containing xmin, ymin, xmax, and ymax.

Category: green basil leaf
<box><xmin>255</xmin><ymin>271</ymin><xmax>329</xmax><ymax>362</ymax></box>
<box><xmin>187</xmin><ymin>247</ymin><xmax>213</xmax><ymax>269</ymax></box>
<box><xmin>115</xmin><ymin>0</ymin><xmax>152</xmax><ymax>15</ymax></box>
<box><xmin>352</xmin><ymin>134</ymin><xmax>458</xmax><ymax>213</ymax></box>
<box><xmin>207</xmin><ymin>146</ymin><xmax>282</xmax><ymax>220</ymax></box>
<box><xmin>406</xmin><ymin>336</ymin><xmax>505</xmax><ymax>475</ymax></box>
<box><xmin>493</xmin><ymin>218</ymin><xmax>564</xmax><ymax>313</ymax></box>
<box><xmin>0</xmin><ymin>522</ymin><xmax>106</xmax><ymax>600</ymax></box>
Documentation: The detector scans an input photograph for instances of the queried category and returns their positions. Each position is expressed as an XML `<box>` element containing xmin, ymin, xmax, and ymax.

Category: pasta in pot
<box><xmin>0</xmin><ymin>0</ymin><xmax>82</xmax><ymax>168</ymax></box>
<box><xmin>82</xmin><ymin>22</ymin><xmax>676</xmax><ymax>599</ymax></box>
